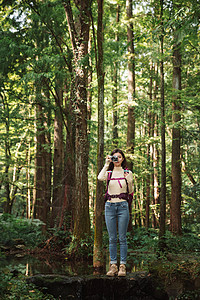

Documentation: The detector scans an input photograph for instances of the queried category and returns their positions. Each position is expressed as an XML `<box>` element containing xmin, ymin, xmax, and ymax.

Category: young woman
<box><xmin>98</xmin><ymin>149</ymin><xmax>133</xmax><ymax>276</ymax></box>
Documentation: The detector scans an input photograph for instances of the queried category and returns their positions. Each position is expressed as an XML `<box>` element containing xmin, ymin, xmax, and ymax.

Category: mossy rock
<box><xmin>27</xmin><ymin>272</ymin><xmax>168</xmax><ymax>300</ymax></box>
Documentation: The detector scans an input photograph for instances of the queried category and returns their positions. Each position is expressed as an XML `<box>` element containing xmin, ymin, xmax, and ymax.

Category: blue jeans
<box><xmin>105</xmin><ymin>201</ymin><xmax>129</xmax><ymax>265</ymax></box>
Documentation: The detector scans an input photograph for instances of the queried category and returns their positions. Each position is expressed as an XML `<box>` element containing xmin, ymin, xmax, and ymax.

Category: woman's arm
<box><xmin>97</xmin><ymin>157</ymin><xmax>110</xmax><ymax>181</ymax></box>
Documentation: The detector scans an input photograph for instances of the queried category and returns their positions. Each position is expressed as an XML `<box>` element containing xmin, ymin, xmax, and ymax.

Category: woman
<box><xmin>98</xmin><ymin>149</ymin><xmax>133</xmax><ymax>276</ymax></box>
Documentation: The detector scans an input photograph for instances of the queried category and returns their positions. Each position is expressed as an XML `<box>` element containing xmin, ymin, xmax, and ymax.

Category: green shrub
<box><xmin>0</xmin><ymin>267</ymin><xmax>56</xmax><ymax>300</ymax></box>
<box><xmin>0</xmin><ymin>213</ymin><xmax>45</xmax><ymax>247</ymax></box>
<box><xmin>164</xmin><ymin>230</ymin><xmax>200</xmax><ymax>253</ymax></box>
<box><xmin>65</xmin><ymin>234</ymin><xmax>94</xmax><ymax>260</ymax></box>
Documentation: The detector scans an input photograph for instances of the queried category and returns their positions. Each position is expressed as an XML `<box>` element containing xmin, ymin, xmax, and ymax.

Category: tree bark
<box><xmin>88</xmin><ymin>33</ymin><xmax>93</xmax><ymax>127</ymax></box>
<box><xmin>26</xmin><ymin>139</ymin><xmax>31</xmax><ymax>219</ymax></box>
<box><xmin>52</xmin><ymin>87</ymin><xmax>64</xmax><ymax>227</ymax></box>
<box><xmin>159</xmin><ymin>0</ymin><xmax>167</xmax><ymax>242</ymax></box>
<box><xmin>146</xmin><ymin>114</ymin><xmax>151</xmax><ymax>229</ymax></box>
<box><xmin>63</xmin><ymin>82</ymin><xmax>76</xmax><ymax>231</ymax></box>
<box><xmin>93</xmin><ymin>0</ymin><xmax>105</xmax><ymax>269</ymax></box>
<box><xmin>171</xmin><ymin>35</ymin><xmax>182</xmax><ymax>235</ymax></box>
<box><xmin>126</xmin><ymin>0</ymin><xmax>135</xmax><ymax>155</ymax></box>
<box><xmin>126</xmin><ymin>0</ymin><xmax>135</xmax><ymax>231</ymax></box>
<box><xmin>33</xmin><ymin>102</ymin><xmax>46</xmax><ymax>222</ymax></box>
<box><xmin>2</xmin><ymin>94</ymin><xmax>11</xmax><ymax>214</ymax></box>
<box><xmin>44</xmin><ymin>91</ymin><xmax>52</xmax><ymax>226</ymax></box>
<box><xmin>153</xmin><ymin>65</ymin><xmax>160</xmax><ymax>228</ymax></box>
<box><xmin>63</xmin><ymin>0</ymin><xmax>91</xmax><ymax>239</ymax></box>
<box><xmin>33</xmin><ymin>85</ymin><xmax>51</xmax><ymax>226</ymax></box>
<box><xmin>112</xmin><ymin>4</ymin><xmax>119</xmax><ymax>145</ymax></box>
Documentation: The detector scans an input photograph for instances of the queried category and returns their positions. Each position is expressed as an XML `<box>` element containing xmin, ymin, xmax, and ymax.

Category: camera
<box><xmin>109</xmin><ymin>155</ymin><xmax>118</xmax><ymax>162</ymax></box>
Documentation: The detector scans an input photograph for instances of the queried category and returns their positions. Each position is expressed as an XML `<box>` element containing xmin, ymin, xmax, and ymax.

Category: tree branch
<box><xmin>62</xmin><ymin>0</ymin><xmax>78</xmax><ymax>56</ymax></box>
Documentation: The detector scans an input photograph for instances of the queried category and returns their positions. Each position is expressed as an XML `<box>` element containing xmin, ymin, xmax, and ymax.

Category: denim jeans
<box><xmin>105</xmin><ymin>201</ymin><xmax>129</xmax><ymax>265</ymax></box>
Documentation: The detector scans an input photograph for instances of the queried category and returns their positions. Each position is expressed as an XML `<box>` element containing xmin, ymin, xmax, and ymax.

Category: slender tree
<box><xmin>93</xmin><ymin>0</ymin><xmax>105</xmax><ymax>269</ymax></box>
<box><xmin>126</xmin><ymin>0</ymin><xmax>135</xmax><ymax>156</ymax></box>
<box><xmin>171</xmin><ymin>31</ymin><xmax>182</xmax><ymax>235</ymax></box>
<box><xmin>52</xmin><ymin>86</ymin><xmax>64</xmax><ymax>227</ymax></box>
<box><xmin>153</xmin><ymin>65</ymin><xmax>160</xmax><ymax>228</ymax></box>
<box><xmin>33</xmin><ymin>101</ymin><xmax>46</xmax><ymax>222</ymax></box>
<box><xmin>159</xmin><ymin>0</ymin><xmax>167</xmax><ymax>244</ymax></box>
<box><xmin>2</xmin><ymin>93</ymin><xmax>11</xmax><ymax>213</ymax></box>
<box><xmin>112</xmin><ymin>4</ymin><xmax>120</xmax><ymax>145</ymax></box>
<box><xmin>126</xmin><ymin>0</ymin><xmax>135</xmax><ymax>231</ymax></box>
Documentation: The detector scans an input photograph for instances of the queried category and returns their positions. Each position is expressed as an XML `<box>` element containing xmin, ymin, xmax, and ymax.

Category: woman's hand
<box><xmin>124</xmin><ymin>171</ymin><xmax>129</xmax><ymax>178</ymax></box>
<box><xmin>106</xmin><ymin>155</ymin><xmax>112</xmax><ymax>164</ymax></box>
<box><xmin>124</xmin><ymin>170</ymin><xmax>132</xmax><ymax>179</ymax></box>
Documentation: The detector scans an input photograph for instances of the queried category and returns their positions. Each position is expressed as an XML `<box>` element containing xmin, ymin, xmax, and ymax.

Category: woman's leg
<box><xmin>117</xmin><ymin>201</ymin><xmax>129</xmax><ymax>265</ymax></box>
<box><xmin>105</xmin><ymin>202</ymin><xmax>117</xmax><ymax>264</ymax></box>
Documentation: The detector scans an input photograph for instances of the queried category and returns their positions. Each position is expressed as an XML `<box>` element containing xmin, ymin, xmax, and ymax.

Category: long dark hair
<box><xmin>108</xmin><ymin>148</ymin><xmax>127</xmax><ymax>171</ymax></box>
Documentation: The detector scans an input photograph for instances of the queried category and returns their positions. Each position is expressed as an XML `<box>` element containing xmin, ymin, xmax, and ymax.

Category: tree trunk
<box><xmin>146</xmin><ymin>116</ymin><xmax>151</xmax><ymax>229</ymax></box>
<box><xmin>88</xmin><ymin>33</ymin><xmax>93</xmax><ymax>126</ymax></box>
<box><xmin>93</xmin><ymin>0</ymin><xmax>104</xmax><ymax>269</ymax></box>
<box><xmin>43</xmin><ymin>91</ymin><xmax>52</xmax><ymax>226</ymax></box>
<box><xmin>153</xmin><ymin>65</ymin><xmax>160</xmax><ymax>228</ymax></box>
<box><xmin>33</xmin><ymin>85</ymin><xmax>51</xmax><ymax>226</ymax></box>
<box><xmin>112</xmin><ymin>4</ymin><xmax>119</xmax><ymax>145</ymax></box>
<box><xmin>52</xmin><ymin>87</ymin><xmax>64</xmax><ymax>227</ymax></box>
<box><xmin>26</xmin><ymin>139</ymin><xmax>31</xmax><ymax>219</ymax></box>
<box><xmin>63</xmin><ymin>0</ymin><xmax>91</xmax><ymax>239</ymax></box>
<box><xmin>33</xmin><ymin>102</ymin><xmax>46</xmax><ymax>222</ymax></box>
<box><xmin>126</xmin><ymin>0</ymin><xmax>135</xmax><ymax>231</ymax></box>
<box><xmin>2</xmin><ymin>95</ymin><xmax>11</xmax><ymax>214</ymax></box>
<box><xmin>171</xmin><ymin>35</ymin><xmax>182</xmax><ymax>235</ymax></box>
<box><xmin>159</xmin><ymin>0</ymin><xmax>167</xmax><ymax>243</ymax></box>
<box><xmin>126</xmin><ymin>0</ymin><xmax>135</xmax><ymax>155</ymax></box>
<box><xmin>63</xmin><ymin>82</ymin><xmax>76</xmax><ymax>231</ymax></box>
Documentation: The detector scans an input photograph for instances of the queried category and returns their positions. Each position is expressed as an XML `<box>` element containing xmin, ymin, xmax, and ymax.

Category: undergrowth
<box><xmin>0</xmin><ymin>267</ymin><xmax>56</xmax><ymax>300</ymax></box>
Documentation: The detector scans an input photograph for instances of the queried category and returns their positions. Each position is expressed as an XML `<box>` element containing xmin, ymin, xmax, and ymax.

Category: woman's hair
<box><xmin>108</xmin><ymin>148</ymin><xmax>127</xmax><ymax>171</ymax></box>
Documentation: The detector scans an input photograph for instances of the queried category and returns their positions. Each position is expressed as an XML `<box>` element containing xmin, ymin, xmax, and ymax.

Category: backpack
<box><xmin>104</xmin><ymin>170</ymin><xmax>133</xmax><ymax>207</ymax></box>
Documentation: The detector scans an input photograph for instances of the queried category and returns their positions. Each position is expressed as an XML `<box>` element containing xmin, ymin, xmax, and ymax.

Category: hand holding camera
<box><xmin>109</xmin><ymin>155</ymin><xmax>118</xmax><ymax>162</ymax></box>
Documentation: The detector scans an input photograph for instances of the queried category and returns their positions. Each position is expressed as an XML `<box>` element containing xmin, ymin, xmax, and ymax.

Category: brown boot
<box><xmin>118</xmin><ymin>264</ymin><xmax>126</xmax><ymax>277</ymax></box>
<box><xmin>106</xmin><ymin>264</ymin><xmax>118</xmax><ymax>277</ymax></box>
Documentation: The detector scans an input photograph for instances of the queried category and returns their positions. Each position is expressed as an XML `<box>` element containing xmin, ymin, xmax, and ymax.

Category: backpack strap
<box><xmin>106</xmin><ymin>170</ymin><xmax>129</xmax><ymax>191</ymax></box>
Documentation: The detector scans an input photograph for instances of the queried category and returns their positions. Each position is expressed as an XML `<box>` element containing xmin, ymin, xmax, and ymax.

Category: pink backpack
<box><xmin>104</xmin><ymin>170</ymin><xmax>133</xmax><ymax>206</ymax></box>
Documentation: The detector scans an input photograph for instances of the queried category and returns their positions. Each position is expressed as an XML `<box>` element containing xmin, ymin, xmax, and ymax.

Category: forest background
<box><xmin>0</xmin><ymin>0</ymin><xmax>200</xmax><ymax>270</ymax></box>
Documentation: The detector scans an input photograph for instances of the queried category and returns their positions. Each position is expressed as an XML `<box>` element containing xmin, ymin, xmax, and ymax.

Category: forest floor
<box><xmin>2</xmin><ymin>240</ymin><xmax>200</xmax><ymax>299</ymax></box>
<box><xmin>1</xmin><ymin>216</ymin><xmax>200</xmax><ymax>299</ymax></box>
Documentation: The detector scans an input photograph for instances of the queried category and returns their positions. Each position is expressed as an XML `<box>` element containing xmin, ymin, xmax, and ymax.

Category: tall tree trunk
<box><xmin>150</xmin><ymin>64</ymin><xmax>155</xmax><ymax>228</ymax></box>
<box><xmin>63</xmin><ymin>81</ymin><xmax>76</xmax><ymax>231</ymax></box>
<box><xmin>52</xmin><ymin>87</ymin><xmax>64</xmax><ymax>227</ymax></box>
<box><xmin>33</xmin><ymin>85</ymin><xmax>51</xmax><ymax>226</ymax></box>
<box><xmin>159</xmin><ymin>0</ymin><xmax>167</xmax><ymax>243</ymax></box>
<box><xmin>93</xmin><ymin>0</ymin><xmax>104</xmax><ymax>269</ymax></box>
<box><xmin>126</xmin><ymin>0</ymin><xmax>135</xmax><ymax>231</ymax></box>
<box><xmin>112</xmin><ymin>4</ymin><xmax>119</xmax><ymax>145</ymax></box>
<box><xmin>34</xmin><ymin>102</ymin><xmax>46</xmax><ymax>222</ymax></box>
<box><xmin>146</xmin><ymin>112</ymin><xmax>151</xmax><ymax>229</ymax></box>
<box><xmin>126</xmin><ymin>0</ymin><xmax>135</xmax><ymax>156</ymax></box>
<box><xmin>153</xmin><ymin>66</ymin><xmax>160</xmax><ymax>228</ymax></box>
<box><xmin>2</xmin><ymin>95</ymin><xmax>11</xmax><ymax>214</ymax></box>
<box><xmin>63</xmin><ymin>0</ymin><xmax>91</xmax><ymax>239</ymax></box>
<box><xmin>171</xmin><ymin>34</ymin><xmax>182</xmax><ymax>235</ymax></box>
<box><xmin>88</xmin><ymin>33</ymin><xmax>93</xmax><ymax>126</ymax></box>
<box><xmin>43</xmin><ymin>91</ymin><xmax>52</xmax><ymax>226</ymax></box>
<box><xmin>26</xmin><ymin>139</ymin><xmax>31</xmax><ymax>219</ymax></box>
<box><xmin>145</xmin><ymin>64</ymin><xmax>154</xmax><ymax>229</ymax></box>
